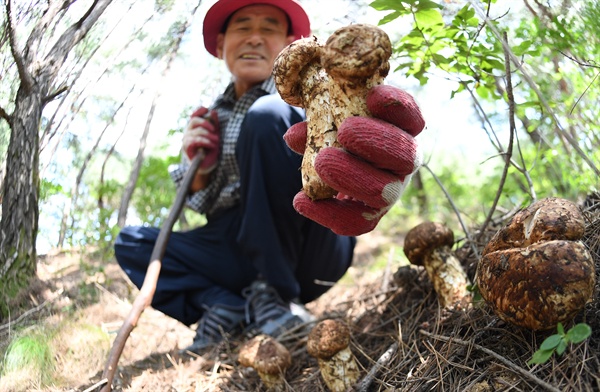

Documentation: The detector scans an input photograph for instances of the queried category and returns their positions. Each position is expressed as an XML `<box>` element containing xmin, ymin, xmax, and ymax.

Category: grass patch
<box><xmin>1</xmin><ymin>327</ymin><xmax>56</xmax><ymax>390</ymax></box>
<box><xmin>1</xmin><ymin>316</ymin><xmax>111</xmax><ymax>391</ymax></box>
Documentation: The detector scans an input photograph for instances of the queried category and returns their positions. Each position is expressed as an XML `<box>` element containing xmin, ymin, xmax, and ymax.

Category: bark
<box><xmin>0</xmin><ymin>0</ymin><xmax>113</xmax><ymax>313</ymax></box>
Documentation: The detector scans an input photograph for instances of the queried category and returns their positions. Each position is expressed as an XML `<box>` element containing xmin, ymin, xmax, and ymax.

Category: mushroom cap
<box><xmin>238</xmin><ymin>335</ymin><xmax>291</xmax><ymax>375</ymax></box>
<box><xmin>477</xmin><ymin>240</ymin><xmax>595</xmax><ymax>330</ymax></box>
<box><xmin>273</xmin><ymin>36</ymin><xmax>322</xmax><ymax>108</ymax></box>
<box><xmin>403</xmin><ymin>222</ymin><xmax>454</xmax><ymax>265</ymax></box>
<box><xmin>306</xmin><ymin>319</ymin><xmax>351</xmax><ymax>359</ymax></box>
<box><xmin>321</xmin><ymin>24</ymin><xmax>391</xmax><ymax>81</ymax></box>
<box><xmin>483</xmin><ymin>197</ymin><xmax>585</xmax><ymax>255</ymax></box>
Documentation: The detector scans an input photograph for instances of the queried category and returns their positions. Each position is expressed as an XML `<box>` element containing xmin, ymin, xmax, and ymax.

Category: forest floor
<box><xmin>1</xmin><ymin>197</ymin><xmax>600</xmax><ymax>392</ymax></box>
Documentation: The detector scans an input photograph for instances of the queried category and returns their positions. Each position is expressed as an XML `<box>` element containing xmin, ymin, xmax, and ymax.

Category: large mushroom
<box><xmin>273</xmin><ymin>24</ymin><xmax>392</xmax><ymax>200</ymax></box>
<box><xmin>403</xmin><ymin>222</ymin><xmax>471</xmax><ymax>308</ymax></box>
<box><xmin>477</xmin><ymin>197</ymin><xmax>596</xmax><ymax>330</ymax></box>
<box><xmin>306</xmin><ymin>319</ymin><xmax>360</xmax><ymax>392</ymax></box>
<box><xmin>238</xmin><ymin>334</ymin><xmax>291</xmax><ymax>391</ymax></box>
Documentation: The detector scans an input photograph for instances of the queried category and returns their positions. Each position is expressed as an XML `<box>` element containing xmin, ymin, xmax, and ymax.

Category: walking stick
<box><xmin>100</xmin><ymin>152</ymin><xmax>204</xmax><ymax>392</ymax></box>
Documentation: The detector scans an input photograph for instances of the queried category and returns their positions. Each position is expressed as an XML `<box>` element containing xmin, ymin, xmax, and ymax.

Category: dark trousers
<box><xmin>115</xmin><ymin>95</ymin><xmax>356</xmax><ymax>325</ymax></box>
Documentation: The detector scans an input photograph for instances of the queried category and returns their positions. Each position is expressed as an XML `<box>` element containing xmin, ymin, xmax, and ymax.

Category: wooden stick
<box><xmin>100</xmin><ymin>153</ymin><xmax>203</xmax><ymax>392</ymax></box>
<box><xmin>354</xmin><ymin>342</ymin><xmax>398</xmax><ymax>392</ymax></box>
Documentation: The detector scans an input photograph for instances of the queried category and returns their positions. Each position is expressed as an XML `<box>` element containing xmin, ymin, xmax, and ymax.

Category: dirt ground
<box><xmin>2</xmin><ymin>199</ymin><xmax>600</xmax><ymax>392</ymax></box>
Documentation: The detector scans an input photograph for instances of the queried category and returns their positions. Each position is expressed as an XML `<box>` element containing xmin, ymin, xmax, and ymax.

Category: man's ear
<box><xmin>285</xmin><ymin>35</ymin><xmax>295</xmax><ymax>46</ymax></box>
<box><xmin>216</xmin><ymin>33</ymin><xmax>225</xmax><ymax>59</ymax></box>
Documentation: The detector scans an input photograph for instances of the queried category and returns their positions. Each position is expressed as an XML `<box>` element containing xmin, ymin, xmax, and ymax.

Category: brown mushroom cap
<box><xmin>403</xmin><ymin>222</ymin><xmax>455</xmax><ymax>265</ymax></box>
<box><xmin>273</xmin><ymin>36</ymin><xmax>322</xmax><ymax>108</ymax></box>
<box><xmin>483</xmin><ymin>197</ymin><xmax>585</xmax><ymax>255</ymax></box>
<box><xmin>321</xmin><ymin>24</ymin><xmax>391</xmax><ymax>81</ymax></box>
<box><xmin>238</xmin><ymin>335</ymin><xmax>291</xmax><ymax>375</ymax></box>
<box><xmin>307</xmin><ymin>319</ymin><xmax>351</xmax><ymax>359</ymax></box>
<box><xmin>477</xmin><ymin>240</ymin><xmax>595</xmax><ymax>330</ymax></box>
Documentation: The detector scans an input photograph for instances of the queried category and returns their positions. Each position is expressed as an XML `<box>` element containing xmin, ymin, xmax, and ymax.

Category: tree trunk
<box><xmin>0</xmin><ymin>0</ymin><xmax>113</xmax><ymax>315</ymax></box>
<box><xmin>0</xmin><ymin>85</ymin><xmax>42</xmax><ymax>315</ymax></box>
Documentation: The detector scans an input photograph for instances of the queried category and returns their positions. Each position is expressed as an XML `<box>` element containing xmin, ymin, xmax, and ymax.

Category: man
<box><xmin>114</xmin><ymin>0</ymin><xmax>424</xmax><ymax>354</ymax></box>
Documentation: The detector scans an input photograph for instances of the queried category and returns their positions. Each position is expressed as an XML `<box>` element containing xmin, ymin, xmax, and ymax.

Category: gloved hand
<box><xmin>284</xmin><ymin>85</ymin><xmax>425</xmax><ymax>236</ymax></box>
<box><xmin>182</xmin><ymin>107</ymin><xmax>220</xmax><ymax>174</ymax></box>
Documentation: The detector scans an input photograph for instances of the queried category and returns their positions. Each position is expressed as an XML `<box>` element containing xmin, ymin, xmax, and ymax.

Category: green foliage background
<box><xmin>374</xmin><ymin>0</ymin><xmax>599</xmax><ymax>236</ymax></box>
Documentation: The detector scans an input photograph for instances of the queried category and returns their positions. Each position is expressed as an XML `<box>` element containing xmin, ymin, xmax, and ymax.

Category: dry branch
<box><xmin>354</xmin><ymin>342</ymin><xmax>398</xmax><ymax>392</ymax></box>
<box><xmin>100</xmin><ymin>152</ymin><xmax>204</xmax><ymax>392</ymax></box>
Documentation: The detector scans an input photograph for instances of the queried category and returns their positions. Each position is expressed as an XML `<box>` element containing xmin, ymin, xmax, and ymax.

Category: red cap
<box><xmin>203</xmin><ymin>0</ymin><xmax>311</xmax><ymax>57</ymax></box>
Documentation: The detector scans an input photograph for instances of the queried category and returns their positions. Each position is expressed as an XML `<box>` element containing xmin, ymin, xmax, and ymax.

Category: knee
<box><xmin>114</xmin><ymin>226</ymin><xmax>155</xmax><ymax>266</ymax></box>
<box><xmin>241</xmin><ymin>95</ymin><xmax>303</xmax><ymax>143</ymax></box>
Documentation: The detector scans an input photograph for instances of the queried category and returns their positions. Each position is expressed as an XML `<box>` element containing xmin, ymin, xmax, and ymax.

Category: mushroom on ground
<box><xmin>403</xmin><ymin>222</ymin><xmax>471</xmax><ymax>308</ymax></box>
<box><xmin>238</xmin><ymin>334</ymin><xmax>291</xmax><ymax>391</ymax></box>
<box><xmin>477</xmin><ymin>197</ymin><xmax>595</xmax><ymax>330</ymax></box>
<box><xmin>273</xmin><ymin>24</ymin><xmax>391</xmax><ymax>200</ymax></box>
<box><xmin>306</xmin><ymin>319</ymin><xmax>360</xmax><ymax>392</ymax></box>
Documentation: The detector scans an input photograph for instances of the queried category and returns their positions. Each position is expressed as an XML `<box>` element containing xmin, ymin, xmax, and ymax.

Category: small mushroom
<box><xmin>306</xmin><ymin>319</ymin><xmax>360</xmax><ymax>392</ymax></box>
<box><xmin>403</xmin><ymin>222</ymin><xmax>471</xmax><ymax>308</ymax></box>
<box><xmin>477</xmin><ymin>197</ymin><xmax>595</xmax><ymax>330</ymax></box>
<box><xmin>274</xmin><ymin>24</ymin><xmax>391</xmax><ymax>200</ymax></box>
<box><xmin>238</xmin><ymin>334</ymin><xmax>291</xmax><ymax>391</ymax></box>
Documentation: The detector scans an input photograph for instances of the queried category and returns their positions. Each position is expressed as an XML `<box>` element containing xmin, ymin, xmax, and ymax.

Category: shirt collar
<box><xmin>221</xmin><ymin>76</ymin><xmax>277</xmax><ymax>103</ymax></box>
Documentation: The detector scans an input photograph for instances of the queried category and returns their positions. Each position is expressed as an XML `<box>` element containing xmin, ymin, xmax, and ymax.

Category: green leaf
<box><xmin>556</xmin><ymin>339</ymin><xmax>568</xmax><ymax>356</ymax></box>
<box><xmin>475</xmin><ymin>83</ymin><xmax>490</xmax><ymax>99</ymax></box>
<box><xmin>512</xmin><ymin>39</ymin><xmax>533</xmax><ymax>56</ymax></box>
<box><xmin>415</xmin><ymin>9</ymin><xmax>443</xmax><ymax>29</ymax></box>
<box><xmin>557</xmin><ymin>322</ymin><xmax>565</xmax><ymax>335</ymax></box>
<box><xmin>539</xmin><ymin>334</ymin><xmax>563</xmax><ymax>351</ymax></box>
<box><xmin>456</xmin><ymin>4</ymin><xmax>475</xmax><ymax>20</ymax></box>
<box><xmin>528</xmin><ymin>349</ymin><xmax>554</xmax><ymax>365</ymax></box>
<box><xmin>378</xmin><ymin>11</ymin><xmax>404</xmax><ymax>25</ymax></box>
<box><xmin>566</xmin><ymin>323</ymin><xmax>592</xmax><ymax>344</ymax></box>
<box><xmin>413</xmin><ymin>0</ymin><xmax>443</xmax><ymax>12</ymax></box>
<box><xmin>370</xmin><ymin>0</ymin><xmax>408</xmax><ymax>12</ymax></box>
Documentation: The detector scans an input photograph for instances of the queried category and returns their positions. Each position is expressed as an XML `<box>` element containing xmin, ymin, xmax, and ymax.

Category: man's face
<box><xmin>216</xmin><ymin>4</ymin><xmax>294</xmax><ymax>96</ymax></box>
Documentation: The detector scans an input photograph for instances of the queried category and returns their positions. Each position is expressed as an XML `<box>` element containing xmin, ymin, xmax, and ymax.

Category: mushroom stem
<box><xmin>307</xmin><ymin>319</ymin><xmax>360</xmax><ymax>392</ymax></box>
<box><xmin>423</xmin><ymin>246</ymin><xmax>470</xmax><ymax>308</ymax></box>
<box><xmin>403</xmin><ymin>222</ymin><xmax>471</xmax><ymax>308</ymax></box>
<box><xmin>274</xmin><ymin>37</ymin><xmax>338</xmax><ymax>199</ymax></box>
<box><xmin>316</xmin><ymin>346</ymin><xmax>360</xmax><ymax>392</ymax></box>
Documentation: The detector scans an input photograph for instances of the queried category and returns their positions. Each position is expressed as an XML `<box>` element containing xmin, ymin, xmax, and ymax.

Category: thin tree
<box><xmin>0</xmin><ymin>0</ymin><xmax>113</xmax><ymax>314</ymax></box>
<box><xmin>117</xmin><ymin>4</ymin><xmax>202</xmax><ymax>227</ymax></box>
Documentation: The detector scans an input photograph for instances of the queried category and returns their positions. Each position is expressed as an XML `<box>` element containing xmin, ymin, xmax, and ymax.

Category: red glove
<box><xmin>284</xmin><ymin>85</ymin><xmax>425</xmax><ymax>236</ymax></box>
<box><xmin>182</xmin><ymin>107</ymin><xmax>220</xmax><ymax>174</ymax></box>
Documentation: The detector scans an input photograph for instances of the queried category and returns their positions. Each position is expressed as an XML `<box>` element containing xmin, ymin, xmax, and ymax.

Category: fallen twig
<box><xmin>354</xmin><ymin>342</ymin><xmax>398</xmax><ymax>392</ymax></box>
<box><xmin>0</xmin><ymin>288</ymin><xmax>64</xmax><ymax>335</ymax></box>
<box><xmin>419</xmin><ymin>329</ymin><xmax>562</xmax><ymax>392</ymax></box>
<box><xmin>100</xmin><ymin>153</ymin><xmax>203</xmax><ymax>392</ymax></box>
<box><xmin>82</xmin><ymin>378</ymin><xmax>108</xmax><ymax>392</ymax></box>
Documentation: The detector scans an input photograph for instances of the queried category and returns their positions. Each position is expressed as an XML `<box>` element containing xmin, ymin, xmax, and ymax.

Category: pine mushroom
<box><xmin>477</xmin><ymin>197</ymin><xmax>595</xmax><ymax>330</ymax></box>
<box><xmin>274</xmin><ymin>24</ymin><xmax>391</xmax><ymax>200</ymax></box>
<box><xmin>238</xmin><ymin>334</ymin><xmax>291</xmax><ymax>391</ymax></box>
<box><xmin>306</xmin><ymin>319</ymin><xmax>360</xmax><ymax>392</ymax></box>
<box><xmin>403</xmin><ymin>222</ymin><xmax>471</xmax><ymax>308</ymax></box>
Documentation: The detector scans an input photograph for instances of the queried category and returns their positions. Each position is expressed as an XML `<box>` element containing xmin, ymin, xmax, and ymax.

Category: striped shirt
<box><xmin>169</xmin><ymin>77</ymin><xmax>277</xmax><ymax>216</ymax></box>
